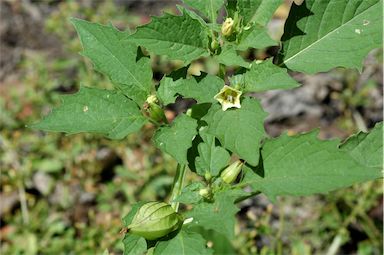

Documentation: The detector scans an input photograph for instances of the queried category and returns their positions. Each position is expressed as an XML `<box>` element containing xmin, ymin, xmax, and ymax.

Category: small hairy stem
<box><xmin>170</xmin><ymin>164</ymin><xmax>187</xmax><ymax>212</ymax></box>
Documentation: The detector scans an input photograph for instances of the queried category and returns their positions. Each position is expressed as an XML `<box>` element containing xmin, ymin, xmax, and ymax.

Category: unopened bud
<box><xmin>199</xmin><ymin>188</ymin><xmax>210</xmax><ymax>198</ymax></box>
<box><xmin>128</xmin><ymin>202</ymin><xmax>183</xmax><ymax>240</ymax></box>
<box><xmin>145</xmin><ymin>95</ymin><xmax>167</xmax><ymax>123</ymax></box>
<box><xmin>204</xmin><ymin>171</ymin><xmax>212</xmax><ymax>182</ymax></box>
<box><xmin>220</xmin><ymin>160</ymin><xmax>243</xmax><ymax>184</ymax></box>
<box><xmin>210</xmin><ymin>39</ymin><xmax>219</xmax><ymax>51</ymax></box>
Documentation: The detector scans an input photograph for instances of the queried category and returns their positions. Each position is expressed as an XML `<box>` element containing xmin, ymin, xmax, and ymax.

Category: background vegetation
<box><xmin>0</xmin><ymin>1</ymin><xmax>382</xmax><ymax>254</ymax></box>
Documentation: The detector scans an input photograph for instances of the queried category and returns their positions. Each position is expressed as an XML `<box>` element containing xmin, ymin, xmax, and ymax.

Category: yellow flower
<box><xmin>221</xmin><ymin>18</ymin><xmax>234</xmax><ymax>37</ymax></box>
<box><xmin>214</xmin><ymin>85</ymin><xmax>242</xmax><ymax>111</ymax></box>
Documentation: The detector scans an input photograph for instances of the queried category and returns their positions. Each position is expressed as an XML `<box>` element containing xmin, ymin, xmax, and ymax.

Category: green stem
<box><xmin>234</xmin><ymin>191</ymin><xmax>261</xmax><ymax>203</ymax></box>
<box><xmin>218</xmin><ymin>64</ymin><xmax>226</xmax><ymax>80</ymax></box>
<box><xmin>170</xmin><ymin>164</ymin><xmax>187</xmax><ymax>212</ymax></box>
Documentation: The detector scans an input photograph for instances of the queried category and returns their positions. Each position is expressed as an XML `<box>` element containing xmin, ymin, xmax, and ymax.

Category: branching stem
<box><xmin>170</xmin><ymin>164</ymin><xmax>187</xmax><ymax>212</ymax></box>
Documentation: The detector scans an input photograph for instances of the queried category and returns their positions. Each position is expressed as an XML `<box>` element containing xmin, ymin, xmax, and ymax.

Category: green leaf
<box><xmin>31</xmin><ymin>87</ymin><xmax>147</xmax><ymax>140</ymax></box>
<box><xmin>340</xmin><ymin>122</ymin><xmax>383</xmax><ymax>169</ymax></box>
<box><xmin>243</xmin><ymin>129</ymin><xmax>382</xmax><ymax>201</ymax></box>
<box><xmin>154</xmin><ymin>114</ymin><xmax>198</xmax><ymax>164</ymax></box>
<box><xmin>183</xmin><ymin>0</ymin><xmax>225</xmax><ymax>22</ymax></box>
<box><xmin>154</xmin><ymin>229</ymin><xmax>212</xmax><ymax>255</ymax></box>
<box><xmin>278</xmin><ymin>0</ymin><xmax>383</xmax><ymax>73</ymax></box>
<box><xmin>195</xmin><ymin>128</ymin><xmax>230</xmax><ymax>177</ymax></box>
<box><xmin>236</xmin><ymin>24</ymin><xmax>277</xmax><ymax>51</ymax></box>
<box><xmin>157</xmin><ymin>74</ymin><xmax>225</xmax><ymax>105</ymax></box>
<box><xmin>129</xmin><ymin>8</ymin><xmax>210</xmax><ymax>64</ymax></box>
<box><xmin>202</xmin><ymin>97</ymin><xmax>267</xmax><ymax>166</ymax></box>
<box><xmin>195</xmin><ymin>228</ymin><xmax>236</xmax><ymax>255</ymax></box>
<box><xmin>71</xmin><ymin>18</ymin><xmax>152</xmax><ymax>105</ymax></box>
<box><xmin>214</xmin><ymin>45</ymin><xmax>250</xmax><ymax>68</ymax></box>
<box><xmin>238</xmin><ymin>0</ymin><xmax>283</xmax><ymax>26</ymax></box>
<box><xmin>123</xmin><ymin>234</ymin><xmax>147</xmax><ymax>255</ymax></box>
<box><xmin>225</xmin><ymin>0</ymin><xmax>238</xmax><ymax>17</ymax></box>
<box><xmin>186</xmin><ymin>189</ymin><xmax>246</xmax><ymax>239</ymax></box>
<box><xmin>238</xmin><ymin>59</ymin><xmax>299</xmax><ymax>92</ymax></box>
<box><xmin>157</xmin><ymin>77</ymin><xmax>195</xmax><ymax>105</ymax></box>
<box><xmin>174</xmin><ymin>182</ymin><xmax>205</xmax><ymax>204</ymax></box>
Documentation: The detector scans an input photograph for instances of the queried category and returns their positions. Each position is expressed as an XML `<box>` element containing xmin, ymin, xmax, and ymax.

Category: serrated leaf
<box><xmin>214</xmin><ymin>45</ymin><xmax>250</xmax><ymax>68</ymax></box>
<box><xmin>237</xmin><ymin>25</ymin><xmax>277</xmax><ymax>51</ymax></box>
<box><xmin>154</xmin><ymin>229</ymin><xmax>212</xmax><ymax>255</ymax></box>
<box><xmin>340</xmin><ymin>122</ymin><xmax>383</xmax><ymax>168</ymax></box>
<box><xmin>183</xmin><ymin>0</ymin><xmax>225</xmax><ymax>22</ymax></box>
<box><xmin>174</xmin><ymin>182</ymin><xmax>205</xmax><ymax>204</ymax></box>
<box><xmin>243</xmin><ymin>130</ymin><xmax>382</xmax><ymax>201</ymax></box>
<box><xmin>123</xmin><ymin>234</ymin><xmax>147</xmax><ymax>255</ymax></box>
<box><xmin>71</xmin><ymin>18</ymin><xmax>152</xmax><ymax>105</ymax></box>
<box><xmin>157</xmin><ymin>74</ymin><xmax>225</xmax><ymax>105</ymax></box>
<box><xmin>129</xmin><ymin>9</ymin><xmax>210</xmax><ymax>64</ymax></box>
<box><xmin>278</xmin><ymin>0</ymin><xmax>382</xmax><ymax>73</ymax></box>
<box><xmin>195</xmin><ymin>128</ymin><xmax>230</xmax><ymax>177</ymax></box>
<box><xmin>31</xmin><ymin>87</ymin><xmax>147</xmax><ymax>139</ymax></box>
<box><xmin>154</xmin><ymin>114</ymin><xmax>198</xmax><ymax>164</ymax></box>
<box><xmin>238</xmin><ymin>0</ymin><xmax>283</xmax><ymax>26</ymax></box>
<box><xmin>157</xmin><ymin>77</ymin><xmax>195</xmax><ymax>105</ymax></box>
<box><xmin>238</xmin><ymin>59</ymin><xmax>299</xmax><ymax>92</ymax></box>
<box><xmin>202</xmin><ymin>97</ymin><xmax>267</xmax><ymax>166</ymax></box>
<box><xmin>186</xmin><ymin>189</ymin><xmax>246</xmax><ymax>239</ymax></box>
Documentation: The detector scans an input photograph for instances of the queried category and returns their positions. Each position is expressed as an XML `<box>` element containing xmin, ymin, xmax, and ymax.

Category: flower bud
<box><xmin>204</xmin><ymin>171</ymin><xmax>212</xmax><ymax>182</ymax></box>
<box><xmin>210</xmin><ymin>39</ymin><xmax>219</xmax><ymax>51</ymax></box>
<box><xmin>220</xmin><ymin>160</ymin><xmax>243</xmax><ymax>184</ymax></box>
<box><xmin>145</xmin><ymin>95</ymin><xmax>167</xmax><ymax>123</ymax></box>
<box><xmin>128</xmin><ymin>202</ymin><xmax>183</xmax><ymax>240</ymax></box>
<box><xmin>199</xmin><ymin>188</ymin><xmax>209</xmax><ymax>197</ymax></box>
<box><xmin>221</xmin><ymin>18</ymin><xmax>234</xmax><ymax>37</ymax></box>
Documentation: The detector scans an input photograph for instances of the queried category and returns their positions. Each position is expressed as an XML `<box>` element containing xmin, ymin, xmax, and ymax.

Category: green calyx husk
<box><xmin>128</xmin><ymin>201</ymin><xmax>183</xmax><ymax>240</ymax></box>
<box><xmin>220</xmin><ymin>160</ymin><xmax>243</xmax><ymax>184</ymax></box>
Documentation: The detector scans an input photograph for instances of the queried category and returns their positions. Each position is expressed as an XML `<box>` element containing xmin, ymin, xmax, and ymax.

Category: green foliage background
<box><xmin>0</xmin><ymin>1</ymin><xmax>382</xmax><ymax>254</ymax></box>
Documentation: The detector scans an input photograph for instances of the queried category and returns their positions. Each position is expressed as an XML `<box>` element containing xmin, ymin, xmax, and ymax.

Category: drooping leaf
<box><xmin>157</xmin><ymin>74</ymin><xmax>225</xmax><ymax>105</ymax></box>
<box><xmin>339</xmin><ymin>122</ymin><xmax>383</xmax><ymax>169</ymax></box>
<box><xmin>238</xmin><ymin>0</ymin><xmax>283</xmax><ymax>26</ymax></box>
<box><xmin>202</xmin><ymin>97</ymin><xmax>267</xmax><ymax>166</ymax></box>
<box><xmin>236</xmin><ymin>24</ymin><xmax>277</xmax><ymax>51</ymax></box>
<box><xmin>123</xmin><ymin>234</ymin><xmax>147</xmax><ymax>255</ymax></box>
<box><xmin>154</xmin><ymin>114</ymin><xmax>198</xmax><ymax>164</ymax></box>
<box><xmin>195</xmin><ymin>128</ymin><xmax>231</xmax><ymax>177</ymax></box>
<box><xmin>237</xmin><ymin>59</ymin><xmax>300</xmax><ymax>92</ymax></box>
<box><xmin>186</xmin><ymin>189</ymin><xmax>247</xmax><ymax>239</ymax></box>
<box><xmin>31</xmin><ymin>87</ymin><xmax>147</xmax><ymax>140</ymax></box>
<box><xmin>214</xmin><ymin>45</ymin><xmax>251</xmax><ymax>68</ymax></box>
<box><xmin>183</xmin><ymin>0</ymin><xmax>225</xmax><ymax>22</ymax></box>
<box><xmin>278</xmin><ymin>0</ymin><xmax>383</xmax><ymax>73</ymax></box>
<box><xmin>243</xmin><ymin>129</ymin><xmax>382</xmax><ymax>201</ymax></box>
<box><xmin>129</xmin><ymin>8</ymin><xmax>210</xmax><ymax>64</ymax></box>
<box><xmin>71</xmin><ymin>18</ymin><xmax>152</xmax><ymax>105</ymax></box>
<box><xmin>154</xmin><ymin>229</ymin><xmax>212</xmax><ymax>255</ymax></box>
